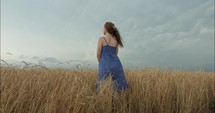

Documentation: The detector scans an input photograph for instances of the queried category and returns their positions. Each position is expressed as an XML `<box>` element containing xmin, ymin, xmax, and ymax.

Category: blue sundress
<box><xmin>96</xmin><ymin>36</ymin><xmax>128</xmax><ymax>93</ymax></box>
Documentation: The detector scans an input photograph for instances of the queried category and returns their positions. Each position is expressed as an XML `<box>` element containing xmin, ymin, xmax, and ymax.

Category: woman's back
<box><xmin>102</xmin><ymin>35</ymin><xmax>118</xmax><ymax>47</ymax></box>
<box><xmin>100</xmin><ymin>36</ymin><xmax>118</xmax><ymax>56</ymax></box>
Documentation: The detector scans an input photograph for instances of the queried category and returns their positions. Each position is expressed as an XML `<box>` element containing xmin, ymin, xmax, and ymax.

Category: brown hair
<box><xmin>104</xmin><ymin>21</ymin><xmax>124</xmax><ymax>47</ymax></box>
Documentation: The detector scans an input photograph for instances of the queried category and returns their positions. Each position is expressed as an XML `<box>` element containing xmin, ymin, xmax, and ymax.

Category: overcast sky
<box><xmin>1</xmin><ymin>0</ymin><xmax>214</xmax><ymax>71</ymax></box>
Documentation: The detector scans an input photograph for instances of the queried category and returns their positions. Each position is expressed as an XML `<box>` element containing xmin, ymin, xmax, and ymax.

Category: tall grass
<box><xmin>1</xmin><ymin>67</ymin><xmax>214</xmax><ymax>113</ymax></box>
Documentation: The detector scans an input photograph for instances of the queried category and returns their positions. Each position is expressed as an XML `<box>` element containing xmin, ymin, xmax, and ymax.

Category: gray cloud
<box><xmin>18</xmin><ymin>55</ymin><xmax>28</xmax><ymax>59</ymax></box>
<box><xmin>30</xmin><ymin>56</ymin><xmax>61</xmax><ymax>64</ymax></box>
<box><xmin>31</xmin><ymin>56</ymin><xmax>40</xmax><ymax>60</ymax></box>
<box><xmin>42</xmin><ymin>57</ymin><xmax>59</xmax><ymax>63</ymax></box>
<box><xmin>118</xmin><ymin>0</ymin><xmax>214</xmax><ymax>69</ymax></box>
<box><xmin>1</xmin><ymin>0</ymin><xmax>214</xmax><ymax>71</ymax></box>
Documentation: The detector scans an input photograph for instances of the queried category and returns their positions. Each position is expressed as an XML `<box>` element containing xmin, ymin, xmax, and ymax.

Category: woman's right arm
<box><xmin>116</xmin><ymin>44</ymin><xmax>119</xmax><ymax>55</ymax></box>
<box><xmin>96</xmin><ymin>37</ymin><xmax>103</xmax><ymax>62</ymax></box>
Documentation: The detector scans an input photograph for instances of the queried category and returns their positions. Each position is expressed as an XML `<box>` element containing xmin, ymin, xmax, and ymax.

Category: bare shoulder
<box><xmin>98</xmin><ymin>36</ymin><xmax>104</xmax><ymax>42</ymax></box>
<box><xmin>98</xmin><ymin>36</ymin><xmax>104</xmax><ymax>40</ymax></box>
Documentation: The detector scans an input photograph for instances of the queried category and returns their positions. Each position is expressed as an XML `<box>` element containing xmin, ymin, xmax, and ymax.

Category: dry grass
<box><xmin>0</xmin><ymin>67</ymin><xmax>214</xmax><ymax>113</ymax></box>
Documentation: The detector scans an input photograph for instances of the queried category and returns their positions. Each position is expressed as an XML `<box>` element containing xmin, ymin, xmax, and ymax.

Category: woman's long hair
<box><xmin>104</xmin><ymin>22</ymin><xmax>124</xmax><ymax>47</ymax></box>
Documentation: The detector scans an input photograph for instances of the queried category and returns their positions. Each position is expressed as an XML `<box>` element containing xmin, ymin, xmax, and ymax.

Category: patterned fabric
<box><xmin>96</xmin><ymin>36</ymin><xmax>128</xmax><ymax>93</ymax></box>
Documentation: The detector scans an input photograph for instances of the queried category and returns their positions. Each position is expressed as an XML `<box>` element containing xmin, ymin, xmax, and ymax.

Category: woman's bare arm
<box><xmin>116</xmin><ymin>44</ymin><xmax>119</xmax><ymax>55</ymax></box>
<box><xmin>96</xmin><ymin>37</ymin><xmax>103</xmax><ymax>62</ymax></box>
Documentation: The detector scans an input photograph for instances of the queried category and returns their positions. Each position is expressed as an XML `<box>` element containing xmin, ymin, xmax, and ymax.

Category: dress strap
<box><xmin>103</xmin><ymin>37</ymin><xmax>108</xmax><ymax>45</ymax></box>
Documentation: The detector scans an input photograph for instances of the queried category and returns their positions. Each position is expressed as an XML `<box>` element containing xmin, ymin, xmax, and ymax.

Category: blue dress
<box><xmin>96</xmin><ymin>36</ymin><xmax>128</xmax><ymax>93</ymax></box>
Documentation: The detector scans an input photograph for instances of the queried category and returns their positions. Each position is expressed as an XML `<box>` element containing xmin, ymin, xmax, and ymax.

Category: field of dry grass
<box><xmin>1</xmin><ymin>67</ymin><xmax>215</xmax><ymax>113</ymax></box>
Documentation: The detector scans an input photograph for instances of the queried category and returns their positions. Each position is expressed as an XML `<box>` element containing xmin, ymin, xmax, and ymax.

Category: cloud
<box><xmin>41</xmin><ymin>57</ymin><xmax>59</xmax><ymax>63</ymax></box>
<box><xmin>118</xmin><ymin>0</ymin><xmax>214</xmax><ymax>69</ymax></box>
<box><xmin>30</xmin><ymin>56</ymin><xmax>61</xmax><ymax>65</ymax></box>
<box><xmin>1</xmin><ymin>0</ymin><xmax>214</xmax><ymax>71</ymax></box>
<box><xmin>31</xmin><ymin>56</ymin><xmax>40</xmax><ymax>60</ymax></box>
<box><xmin>18</xmin><ymin>55</ymin><xmax>29</xmax><ymax>60</ymax></box>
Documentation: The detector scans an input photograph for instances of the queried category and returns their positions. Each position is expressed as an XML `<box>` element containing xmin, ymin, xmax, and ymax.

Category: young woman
<box><xmin>96</xmin><ymin>21</ymin><xmax>128</xmax><ymax>93</ymax></box>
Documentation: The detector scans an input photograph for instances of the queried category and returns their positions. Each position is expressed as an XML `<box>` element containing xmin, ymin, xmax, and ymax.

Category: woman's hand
<box><xmin>97</xmin><ymin>57</ymin><xmax>100</xmax><ymax>62</ymax></box>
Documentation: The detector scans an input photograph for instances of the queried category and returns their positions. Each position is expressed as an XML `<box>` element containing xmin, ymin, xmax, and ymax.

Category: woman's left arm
<box><xmin>96</xmin><ymin>37</ymin><xmax>103</xmax><ymax>62</ymax></box>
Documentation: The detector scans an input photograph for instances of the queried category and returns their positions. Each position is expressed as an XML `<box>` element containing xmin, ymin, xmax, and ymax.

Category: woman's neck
<box><xmin>105</xmin><ymin>33</ymin><xmax>112</xmax><ymax>38</ymax></box>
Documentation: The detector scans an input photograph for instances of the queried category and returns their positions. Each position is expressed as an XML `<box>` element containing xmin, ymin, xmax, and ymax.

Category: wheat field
<box><xmin>0</xmin><ymin>66</ymin><xmax>215</xmax><ymax>113</ymax></box>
